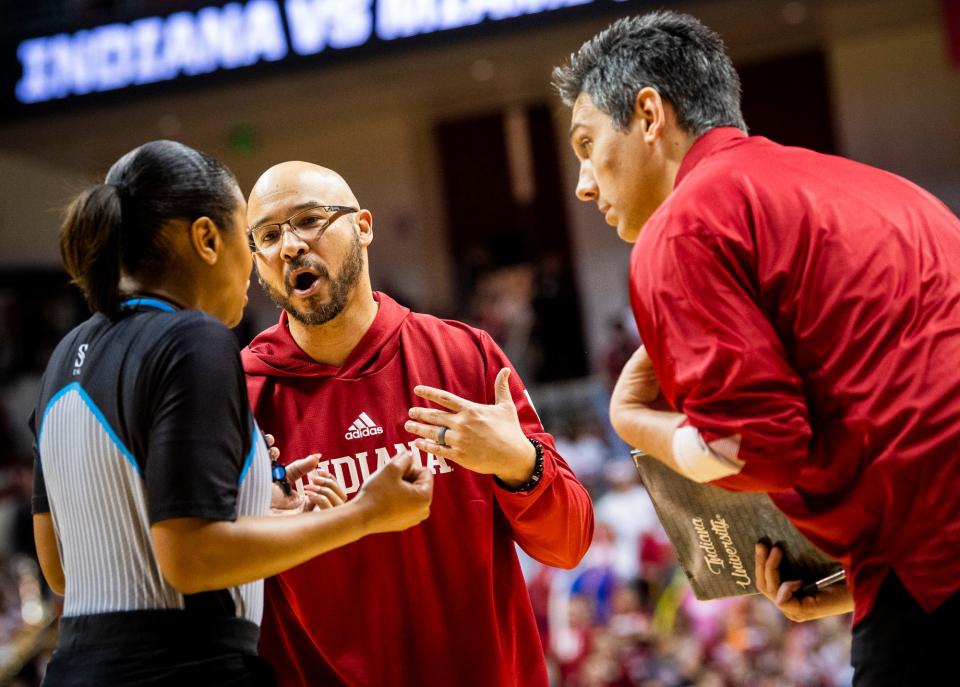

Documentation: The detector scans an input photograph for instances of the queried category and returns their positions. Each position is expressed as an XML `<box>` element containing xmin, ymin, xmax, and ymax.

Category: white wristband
<box><xmin>671</xmin><ymin>425</ymin><xmax>744</xmax><ymax>483</ymax></box>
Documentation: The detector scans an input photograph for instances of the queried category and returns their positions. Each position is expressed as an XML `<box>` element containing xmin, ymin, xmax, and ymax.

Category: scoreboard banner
<box><xmin>2</xmin><ymin>0</ymin><xmax>645</xmax><ymax>117</ymax></box>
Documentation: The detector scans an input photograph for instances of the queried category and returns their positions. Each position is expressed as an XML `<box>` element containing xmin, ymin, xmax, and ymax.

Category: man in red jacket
<box><xmin>553</xmin><ymin>10</ymin><xmax>960</xmax><ymax>686</ymax></box>
<box><xmin>241</xmin><ymin>161</ymin><xmax>594</xmax><ymax>686</ymax></box>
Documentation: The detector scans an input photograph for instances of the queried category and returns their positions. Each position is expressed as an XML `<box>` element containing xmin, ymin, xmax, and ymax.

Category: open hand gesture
<box><xmin>405</xmin><ymin>368</ymin><xmax>537</xmax><ymax>488</ymax></box>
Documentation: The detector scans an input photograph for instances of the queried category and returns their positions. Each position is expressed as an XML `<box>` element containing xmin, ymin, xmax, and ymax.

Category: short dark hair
<box><xmin>552</xmin><ymin>11</ymin><xmax>747</xmax><ymax>136</ymax></box>
<box><xmin>60</xmin><ymin>140</ymin><xmax>239</xmax><ymax>315</ymax></box>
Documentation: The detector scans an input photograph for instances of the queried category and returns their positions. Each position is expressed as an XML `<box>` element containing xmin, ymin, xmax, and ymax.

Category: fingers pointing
<box><xmin>414</xmin><ymin>385</ymin><xmax>468</xmax><ymax>412</ymax></box>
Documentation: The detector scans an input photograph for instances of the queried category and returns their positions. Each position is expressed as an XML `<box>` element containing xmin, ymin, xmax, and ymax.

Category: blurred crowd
<box><xmin>0</xmin><ymin>281</ymin><xmax>76</xmax><ymax>685</ymax></box>
<box><xmin>0</xmin><ymin>428</ymin><xmax>57</xmax><ymax>685</ymax></box>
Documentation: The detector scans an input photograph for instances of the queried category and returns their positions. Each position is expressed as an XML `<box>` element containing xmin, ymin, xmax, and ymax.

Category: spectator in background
<box><xmin>531</xmin><ymin>252</ymin><xmax>588</xmax><ymax>381</ymax></box>
<box><xmin>471</xmin><ymin>263</ymin><xmax>537</xmax><ymax>380</ymax></box>
<box><xmin>594</xmin><ymin>461</ymin><xmax>662</xmax><ymax>584</ymax></box>
<box><xmin>554</xmin><ymin>420</ymin><xmax>610</xmax><ymax>487</ymax></box>
<box><xmin>592</xmin><ymin>315</ymin><xmax>639</xmax><ymax>459</ymax></box>
<box><xmin>599</xmin><ymin>316</ymin><xmax>639</xmax><ymax>394</ymax></box>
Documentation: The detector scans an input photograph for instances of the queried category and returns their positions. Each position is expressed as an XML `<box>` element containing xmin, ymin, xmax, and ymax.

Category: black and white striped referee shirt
<box><xmin>30</xmin><ymin>297</ymin><xmax>271</xmax><ymax>632</ymax></box>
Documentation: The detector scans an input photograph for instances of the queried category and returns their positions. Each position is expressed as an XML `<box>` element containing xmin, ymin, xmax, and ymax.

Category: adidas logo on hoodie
<box><xmin>345</xmin><ymin>412</ymin><xmax>384</xmax><ymax>440</ymax></box>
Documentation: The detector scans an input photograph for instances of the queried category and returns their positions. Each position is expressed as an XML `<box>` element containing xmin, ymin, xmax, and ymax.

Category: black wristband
<box><xmin>495</xmin><ymin>438</ymin><xmax>545</xmax><ymax>493</ymax></box>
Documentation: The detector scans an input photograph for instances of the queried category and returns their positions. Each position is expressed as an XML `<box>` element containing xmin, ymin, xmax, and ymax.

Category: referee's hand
<box><xmin>355</xmin><ymin>449</ymin><xmax>433</xmax><ymax>534</ymax></box>
<box><xmin>266</xmin><ymin>433</ymin><xmax>348</xmax><ymax>515</ymax></box>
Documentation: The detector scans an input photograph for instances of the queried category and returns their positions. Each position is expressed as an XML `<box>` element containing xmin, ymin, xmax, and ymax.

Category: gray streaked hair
<box><xmin>552</xmin><ymin>11</ymin><xmax>747</xmax><ymax>136</ymax></box>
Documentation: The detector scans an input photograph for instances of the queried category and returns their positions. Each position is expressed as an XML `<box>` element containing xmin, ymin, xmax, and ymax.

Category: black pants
<box><xmin>44</xmin><ymin>647</ymin><xmax>275</xmax><ymax>686</ymax></box>
<box><xmin>852</xmin><ymin>571</ymin><xmax>960</xmax><ymax>687</ymax></box>
<box><xmin>42</xmin><ymin>610</ymin><xmax>276</xmax><ymax>686</ymax></box>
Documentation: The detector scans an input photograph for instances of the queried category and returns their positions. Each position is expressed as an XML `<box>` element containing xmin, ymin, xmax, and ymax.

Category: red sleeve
<box><xmin>477</xmin><ymin>332</ymin><xmax>594</xmax><ymax>569</ymax></box>
<box><xmin>639</xmin><ymin>229</ymin><xmax>812</xmax><ymax>492</ymax></box>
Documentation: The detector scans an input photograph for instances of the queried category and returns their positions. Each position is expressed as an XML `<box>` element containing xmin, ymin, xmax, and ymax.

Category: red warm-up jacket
<box><xmin>630</xmin><ymin>128</ymin><xmax>960</xmax><ymax>624</ymax></box>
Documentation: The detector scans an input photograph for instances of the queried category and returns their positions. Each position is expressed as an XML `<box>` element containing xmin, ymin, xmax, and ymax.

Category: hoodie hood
<box><xmin>242</xmin><ymin>292</ymin><xmax>410</xmax><ymax>381</ymax></box>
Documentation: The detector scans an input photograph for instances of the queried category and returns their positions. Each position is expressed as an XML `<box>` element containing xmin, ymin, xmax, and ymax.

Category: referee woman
<box><xmin>28</xmin><ymin>140</ymin><xmax>433</xmax><ymax>685</ymax></box>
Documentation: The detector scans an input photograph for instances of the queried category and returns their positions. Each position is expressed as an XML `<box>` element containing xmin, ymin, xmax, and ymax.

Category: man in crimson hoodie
<box><xmin>241</xmin><ymin>161</ymin><xmax>594</xmax><ymax>686</ymax></box>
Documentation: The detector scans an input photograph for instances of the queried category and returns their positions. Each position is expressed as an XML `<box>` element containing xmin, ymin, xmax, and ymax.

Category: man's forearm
<box><xmin>608</xmin><ymin>345</ymin><xmax>741</xmax><ymax>483</ymax></box>
<box><xmin>609</xmin><ymin>400</ymin><xmax>686</xmax><ymax>473</ymax></box>
<box><xmin>611</xmin><ymin>402</ymin><xmax>747</xmax><ymax>483</ymax></box>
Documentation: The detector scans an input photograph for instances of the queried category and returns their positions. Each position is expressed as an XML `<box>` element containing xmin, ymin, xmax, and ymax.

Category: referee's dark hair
<box><xmin>60</xmin><ymin>140</ymin><xmax>240</xmax><ymax>315</ymax></box>
<box><xmin>552</xmin><ymin>11</ymin><xmax>747</xmax><ymax>136</ymax></box>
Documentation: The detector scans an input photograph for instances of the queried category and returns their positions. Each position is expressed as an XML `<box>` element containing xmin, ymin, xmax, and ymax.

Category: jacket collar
<box><xmin>675</xmin><ymin>127</ymin><xmax>748</xmax><ymax>188</ymax></box>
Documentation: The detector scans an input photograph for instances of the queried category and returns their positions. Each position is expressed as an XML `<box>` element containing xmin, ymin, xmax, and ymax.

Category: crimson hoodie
<box><xmin>242</xmin><ymin>292</ymin><xmax>594</xmax><ymax>686</ymax></box>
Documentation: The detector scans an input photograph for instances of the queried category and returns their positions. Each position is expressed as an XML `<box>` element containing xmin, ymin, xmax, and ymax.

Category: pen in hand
<box><xmin>798</xmin><ymin>569</ymin><xmax>846</xmax><ymax>598</ymax></box>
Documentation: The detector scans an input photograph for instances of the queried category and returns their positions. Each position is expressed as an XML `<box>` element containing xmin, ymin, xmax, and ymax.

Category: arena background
<box><xmin>1</xmin><ymin>0</ymin><xmax>958</xmax><ymax>684</ymax></box>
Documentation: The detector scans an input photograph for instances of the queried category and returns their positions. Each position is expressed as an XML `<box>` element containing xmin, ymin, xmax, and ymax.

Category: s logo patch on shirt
<box><xmin>72</xmin><ymin>343</ymin><xmax>88</xmax><ymax>376</ymax></box>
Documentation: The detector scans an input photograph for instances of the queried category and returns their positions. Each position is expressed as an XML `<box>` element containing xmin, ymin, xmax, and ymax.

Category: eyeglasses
<box><xmin>248</xmin><ymin>205</ymin><xmax>359</xmax><ymax>254</ymax></box>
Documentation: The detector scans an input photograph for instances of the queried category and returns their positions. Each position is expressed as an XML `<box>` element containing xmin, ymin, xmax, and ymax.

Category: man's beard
<box><xmin>259</xmin><ymin>233</ymin><xmax>363</xmax><ymax>326</ymax></box>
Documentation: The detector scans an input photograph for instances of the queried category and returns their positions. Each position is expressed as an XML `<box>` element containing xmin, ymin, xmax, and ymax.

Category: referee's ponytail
<box><xmin>60</xmin><ymin>140</ymin><xmax>239</xmax><ymax>316</ymax></box>
<box><xmin>61</xmin><ymin>184</ymin><xmax>124</xmax><ymax>315</ymax></box>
